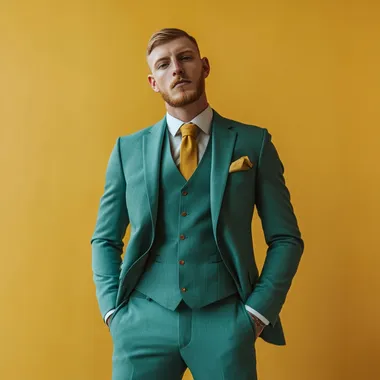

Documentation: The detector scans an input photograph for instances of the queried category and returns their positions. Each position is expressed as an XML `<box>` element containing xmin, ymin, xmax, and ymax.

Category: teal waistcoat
<box><xmin>135</xmin><ymin>128</ymin><xmax>237</xmax><ymax>310</ymax></box>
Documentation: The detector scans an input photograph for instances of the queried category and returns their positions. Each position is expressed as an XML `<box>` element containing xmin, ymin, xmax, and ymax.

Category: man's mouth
<box><xmin>173</xmin><ymin>80</ymin><xmax>191</xmax><ymax>88</ymax></box>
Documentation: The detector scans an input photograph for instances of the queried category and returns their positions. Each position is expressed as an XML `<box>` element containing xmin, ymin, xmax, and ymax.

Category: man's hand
<box><xmin>248</xmin><ymin>313</ymin><xmax>266</xmax><ymax>338</ymax></box>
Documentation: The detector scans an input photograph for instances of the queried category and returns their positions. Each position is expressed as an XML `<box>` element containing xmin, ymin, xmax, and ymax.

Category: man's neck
<box><xmin>166</xmin><ymin>96</ymin><xmax>209</xmax><ymax>123</ymax></box>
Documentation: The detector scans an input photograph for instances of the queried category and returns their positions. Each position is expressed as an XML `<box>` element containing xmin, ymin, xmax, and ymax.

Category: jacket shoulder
<box><xmin>225</xmin><ymin>116</ymin><xmax>266</xmax><ymax>136</ymax></box>
<box><xmin>218</xmin><ymin>114</ymin><xmax>268</xmax><ymax>148</ymax></box>
<box><xmin>119</xmin><ymin>124</ymin><xmax>154</xmax><ymax>143</ymax></box>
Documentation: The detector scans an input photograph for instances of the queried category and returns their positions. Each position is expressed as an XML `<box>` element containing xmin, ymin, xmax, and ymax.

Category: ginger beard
<box><xmin>159</xmin><ymin>70</ymin><xmax>205</xmax><ymax>108</ymax></box>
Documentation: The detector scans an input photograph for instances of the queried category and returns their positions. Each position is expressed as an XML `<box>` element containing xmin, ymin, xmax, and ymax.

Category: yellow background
<box><xmin>1</xmin><ymin>1</ymin><xmax>379</xmax><ymax>379</ymax></box>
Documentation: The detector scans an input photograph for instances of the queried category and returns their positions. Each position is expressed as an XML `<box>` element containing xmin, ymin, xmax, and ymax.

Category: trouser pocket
<box><xmin>239</xmin><ymin>300</ymin><xmax>257</xmax><ymax>340</ymax></box>
<box><xmin>109</xmin><ymin>299</ymin><xmax>128</xmax><ymax>333</ymax></box>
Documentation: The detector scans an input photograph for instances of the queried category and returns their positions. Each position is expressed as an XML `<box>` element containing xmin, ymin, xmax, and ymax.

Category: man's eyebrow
<box><xmin>154</xmin><ymin>49</ymin><xmax>196</xmax><ymax>67</ymax></box>
<box><xmin>176</xmin><ymin>49</ymin><xmax>196</xmax><ymax>56</ymax></box>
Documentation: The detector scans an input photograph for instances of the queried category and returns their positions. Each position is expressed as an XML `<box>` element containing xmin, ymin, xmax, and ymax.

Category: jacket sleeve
<box><xmin>245</xmin><ymin>128</ymin><xmax>304</xmax><ymax>326</ymax></box>
<box><xmin>90</xmin><ymin>137</ymin><xmax>129</xmax><ymax>320</ymax></box>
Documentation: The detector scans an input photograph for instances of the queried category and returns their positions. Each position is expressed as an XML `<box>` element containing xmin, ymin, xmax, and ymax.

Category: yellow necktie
<box><xmin>179</xmin><ymin>123</ymin><xmax>199</xmax><ymax>180</ymax></box>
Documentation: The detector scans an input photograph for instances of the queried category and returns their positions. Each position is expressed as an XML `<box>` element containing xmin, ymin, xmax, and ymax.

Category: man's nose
<box><xmin>172</xmin><ymin>59</ymin><xmax>184</xmax><ymax>76</ymax></box>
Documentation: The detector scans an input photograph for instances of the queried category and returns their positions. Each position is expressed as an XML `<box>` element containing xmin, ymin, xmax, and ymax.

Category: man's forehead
<box><xmin>149</xmin><ymin>37</ymin><xmax>198</xmax><ymax>63</ymax></box>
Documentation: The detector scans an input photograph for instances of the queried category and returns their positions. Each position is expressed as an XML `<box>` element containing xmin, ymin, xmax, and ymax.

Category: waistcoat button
<box><xmin>182</xmin><ymin>191</ymin><xmax>188</xmax><ymax>196</ymax></box>
<box><xmin>181</xmin><ymin>287</ymin><xmax>187</xmax><ymax>292</ymax></box>
<box><xmin>181</xmin><ymin>212</ymin><xmax>187</xmax><ymax>217</ymax></box>
<box><xmin>179</xmin><ymin>260</ymin><xmax>185</xmax><ymax>265</ymax></box>
<box><xmin>180</xmin><ymin>234</ymin><xmax>186</xmax><ymax>240</ymax></box>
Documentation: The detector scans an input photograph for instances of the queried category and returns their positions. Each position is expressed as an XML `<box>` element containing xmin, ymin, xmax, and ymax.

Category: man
<box><xmin>91</xmin><ymin>28</ymin><xmax>304</xmax><ymax>380</ymax></box>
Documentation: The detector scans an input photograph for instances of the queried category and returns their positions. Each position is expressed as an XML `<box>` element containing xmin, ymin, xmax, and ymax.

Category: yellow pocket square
<box><xmin>229</xmin><ymin>156</ymin><xmax>254</xmax><ymax>173</ymax></box>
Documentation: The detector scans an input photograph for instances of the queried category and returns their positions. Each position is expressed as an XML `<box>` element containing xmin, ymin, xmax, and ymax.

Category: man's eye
<box><xmin>181</xmin><ymin>56</ymin><xmax>191</xmax><ymax>60</ymax></box>
<box><xmin>158</xmin><ymin>63</ymin><xmax>168</xmax><ymax>69</ymax></box>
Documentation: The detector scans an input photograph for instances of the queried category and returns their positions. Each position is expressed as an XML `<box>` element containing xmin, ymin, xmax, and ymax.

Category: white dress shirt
<box><xmin>105</xmin><ymin>105</ymin><xmax>269</xmax><ymax>326</ymax></box>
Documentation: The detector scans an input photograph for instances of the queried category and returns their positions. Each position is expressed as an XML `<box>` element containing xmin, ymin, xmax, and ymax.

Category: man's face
<box><xmin>147</xmin><ymin>36</ymin><xmax>210</xmax><ymax>107</ymax></box>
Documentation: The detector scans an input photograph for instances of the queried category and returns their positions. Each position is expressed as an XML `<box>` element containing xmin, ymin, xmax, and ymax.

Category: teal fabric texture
<box><xmin>91</xmin><ymin>109</ymin><xmax>304</xmax><ymax>347</ymax></box>
<box><xmin>135</xmin><ymin>128</ymin><xmax>237</xmax><ymax>310</ymax></box>
<box><xmin>110</xmin><ymin>290</ymin><xmax>258</xmax><ymax>379</ymax></box>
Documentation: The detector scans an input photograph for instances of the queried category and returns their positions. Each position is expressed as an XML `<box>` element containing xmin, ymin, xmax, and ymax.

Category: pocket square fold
<box><xmin>229</xmin><ymin>156</ymin><xmax>254</xmax><ymax>173</ymax></box>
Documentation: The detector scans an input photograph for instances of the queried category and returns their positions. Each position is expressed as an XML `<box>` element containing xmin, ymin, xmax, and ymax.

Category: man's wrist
<box><xmin>249</xmin><ymin>313</ymin><xmax>266</xmax><ymax>337</ymax></box>
<box><xmin>104</xmin><ymin>309</ymin><xmax>115</xmax><ymax>327</ymax></box>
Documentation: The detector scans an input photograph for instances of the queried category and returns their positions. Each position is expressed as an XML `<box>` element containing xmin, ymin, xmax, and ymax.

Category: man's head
<box><xmin>146</xmin><ymin>28</ymin><xmax>210</xmax><ymax>109</ymax></box>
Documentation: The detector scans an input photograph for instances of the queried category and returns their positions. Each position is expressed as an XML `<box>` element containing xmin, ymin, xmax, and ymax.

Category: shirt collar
<box><xmin>166</xmin><ymin>106</ymin><xmax>213</xmax><ymax>137</ymax></box>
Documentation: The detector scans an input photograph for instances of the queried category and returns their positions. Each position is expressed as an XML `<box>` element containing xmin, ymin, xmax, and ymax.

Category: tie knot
<box><xmin>180</xmin><ymin>123</ymin><xmax>198</xmax><ymax>138</ymax></box>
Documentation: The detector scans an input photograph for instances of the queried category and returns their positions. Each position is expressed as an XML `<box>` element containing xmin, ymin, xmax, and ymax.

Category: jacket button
<box><xmin>182</xmin><ymin>191</ymin><xmax>188</xmax><ymax>196</ymax></box>
<box><xmin>180</xmin><ymin>234</ymin><xmax>186</xmax><ymax>240</ymax></box>
<box><xmin>181</xmin><ymin>287</ymin><xmax>187</xmax><ymax>292</ymax></box>
<box><xmin>181</xmin><ymin>212</ymin><xmax>187</xmax><ymax>217</ymax></box>
<box><xmin>179</xmin><ymin>260</ymin><xmax>185</xmax><ymax>265</ymax></box>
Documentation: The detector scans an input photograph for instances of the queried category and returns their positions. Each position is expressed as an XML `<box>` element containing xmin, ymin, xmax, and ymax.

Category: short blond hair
<box><xmin>147</xmin><ymin>28</ymin><xmax>200</xmax><ymax>57</ymax></box>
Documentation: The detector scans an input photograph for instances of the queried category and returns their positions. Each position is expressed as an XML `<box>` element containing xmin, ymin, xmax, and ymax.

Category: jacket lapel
<box><xmin>143</xmin><ymin>116</ymin><xmax>167</xmax><ymax>245</ymax></box>
<box><xmin>210</xmin><ymin>110</ymin><xmax>237</xmax><ymax>239</ymax></box>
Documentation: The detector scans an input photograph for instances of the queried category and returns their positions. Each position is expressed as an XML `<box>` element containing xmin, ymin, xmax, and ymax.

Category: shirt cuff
<box><xmin>104</xmin><ymin>309</ymin><xmax>116</xmax><ymax>324</ymax></box>
<box><xmin>245</xmin><ymin>305</ymin><xmax>270</xmax><ymax>325</ymax></box>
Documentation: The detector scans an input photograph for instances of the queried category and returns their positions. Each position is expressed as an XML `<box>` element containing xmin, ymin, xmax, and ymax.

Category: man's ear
<box><xmin>202</xmin><ymin>57</ymin><xmax>211</xmax><ymax>79</ymax></box>
<box><xmin>148</xmin><ymin>75</ymin><xmax>160</xmax><ymax>93</ymax></box>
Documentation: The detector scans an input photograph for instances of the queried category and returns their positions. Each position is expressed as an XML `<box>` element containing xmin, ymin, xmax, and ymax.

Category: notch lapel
<box><xmin>142</xmin><ymin>116</ymin><xmax>167</xmax><ymax>246</ymax></box>
<box><xmin>210</xmin><ymin>110</ymin><xmax>237</xmax><ymax>239</ymax></box>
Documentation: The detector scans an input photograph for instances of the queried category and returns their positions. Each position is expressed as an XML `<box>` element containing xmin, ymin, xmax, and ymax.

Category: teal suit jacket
<box><xmin>91</xmin><ymin>109</ymin><xmax>304</xmax><ymax>346</ymax></box>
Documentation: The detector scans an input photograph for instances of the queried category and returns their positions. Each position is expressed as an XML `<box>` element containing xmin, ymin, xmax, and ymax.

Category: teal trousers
<box><xmin>109</xmin><ymin>289</ymin><xmax>258</xmax><ymax>380</ymax></box>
